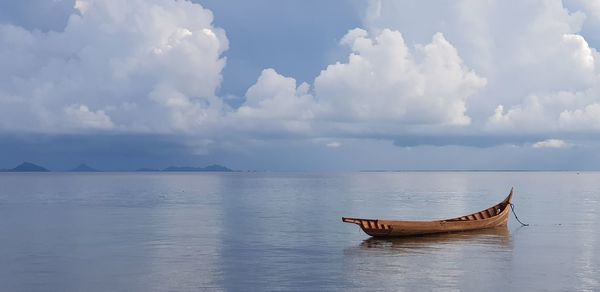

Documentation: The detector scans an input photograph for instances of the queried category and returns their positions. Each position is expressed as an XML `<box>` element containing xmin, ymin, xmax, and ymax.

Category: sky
<box><xmin>2</xmin><ymin>0</ymin><xmax>600</xmax><ymax>171</ymax></box>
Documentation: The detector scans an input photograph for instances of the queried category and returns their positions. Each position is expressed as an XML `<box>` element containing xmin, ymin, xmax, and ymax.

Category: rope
<box><xmin>509</xmin><ymin>203</ymin><xmax>529</xmax><ymax>226</ymax></box>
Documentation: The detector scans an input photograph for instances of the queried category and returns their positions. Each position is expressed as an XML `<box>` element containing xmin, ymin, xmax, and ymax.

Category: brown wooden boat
<box><xmin>342</xmin><ymin>188</ymin><xmax>513</xmax><ymax>237</ymax></box>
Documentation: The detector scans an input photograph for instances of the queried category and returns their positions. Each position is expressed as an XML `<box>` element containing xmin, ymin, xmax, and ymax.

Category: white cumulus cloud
<box><xmin>0</xmin><ymin>0</ymin><xmax>228</xmax><ymax>133</ymax></box>
<box><xmin>364</xmin><ymin>0</ymin><xmax>600</xmax><ymax>138</ymax></box>
<box><xmin>532</xmin><ymin>139</ymin><xmax>570</xmax><ymax>149</ymax></box>
<box><xmin>559</xmin><ymin>103</ymin><xmax>600</xmax><ymax>130</ymax></box>
<box><xmin>227</xmin><ymin>29</ymin><xmax>485</xmax><ymax>138</ymax></box>
<box><xmin>5</xmin><ymin>0</ymin><xmax>600</xmax><ymax>150</ymax></box>
<box><xmin>315</xmin><ymin>29</ymin><xmax>486</xmax><ymax>127</ymax></box>
<box><xmin>64</xmin><ymin>104</ymin><xmax>114</xmax><ymax>130</ymax></box>
<box><xmin>228</xmin><ymin>68</ymin><xmax>317</xmax><ymax>137</ymax></box>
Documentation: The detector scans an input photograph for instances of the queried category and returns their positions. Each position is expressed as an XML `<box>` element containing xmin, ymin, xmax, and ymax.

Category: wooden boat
<box><xmin>342</xmin><ymin>188</ymin><xmax>513</xmax><ymax>237</ymax></box>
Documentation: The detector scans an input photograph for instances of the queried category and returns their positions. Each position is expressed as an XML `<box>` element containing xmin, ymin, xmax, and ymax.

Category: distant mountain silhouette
<box><xmin>204</xmin><ymin>164</ymin><xmax>234</xmax><ymax>171</ymax></box>
<box><xmin>163</xmin><ymin>164</ymin><xmax>233</xmax><ymax>172</ymax></box>
<box><xmin>70</xmin><ymin>164</ymin><xmax>100</xmax><ymax>172</ymax></box>
<box><xmin>0</xmin><ymin>163</ymin><xmax>234</xmax><ymax>172</ymax></box>
<box><xmin>136</xmin><ymin>168</ymin><xmax>161</xmax><ymax>172</ymax></box>
<box><xmin>2</xmin><ymin>162</ymin><xmax>50</xmax><ymax>172</ymax></box>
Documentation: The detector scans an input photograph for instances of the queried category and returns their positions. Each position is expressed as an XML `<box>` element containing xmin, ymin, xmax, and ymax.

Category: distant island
<box><xmin>0</xmin><ymin>162</ymin><xmax>50</xmax><ymax>172</ymax></box>
<box><xmin>0</xmin><ymin>162</ymin><xmax>234</xmax><ymax>172</ymax></box>
<box><xmin>137</xmin><ymin>164</ymin><xmax>234</xmax><ymax>172</ymax></box>
<box><xmin>70</xmin><ymin>164</ymin><xmax>100</xmax><ymax>172</ymax></box>
<box><xmin>135</xmin><ymin>168</ymin><xmax>161</xmax><ymax>172</ymax></box>
<box><xmin>162</xmin><ymin>164</ymin><xmax>233</xmax><ymax>172</ymax></box>
<box><xmin>136</xmin><ymin>164</ymin><xmax>235</xmax><ymax>172</ymax></box>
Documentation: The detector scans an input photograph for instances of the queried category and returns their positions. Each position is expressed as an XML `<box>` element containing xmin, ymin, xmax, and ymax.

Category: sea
<box><xmin>0</xmin><ymin>171</ymin><xmax>598</xmax><ymax>291</ymax></box>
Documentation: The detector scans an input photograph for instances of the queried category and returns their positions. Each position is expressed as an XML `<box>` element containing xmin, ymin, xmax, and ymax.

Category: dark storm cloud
<box><xmin>392</xmin><ymin>134</ymin><xmax>595</xmax><ymax>148</ymax></box>
<box><xmin>0</xmin><ymin>134</ymin><xmax>214</xmax><ymax>171</ymax></box>
<box><xmin>392</xmin><ymin>135</ymin><xmax>542</xmax><ymax>148</ymax></box>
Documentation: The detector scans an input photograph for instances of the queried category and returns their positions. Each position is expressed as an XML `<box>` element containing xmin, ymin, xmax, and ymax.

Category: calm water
<box><xmin>0</xmin><ymin>172</ymin><xmax>599</xmax><ymax>291</ymax></box>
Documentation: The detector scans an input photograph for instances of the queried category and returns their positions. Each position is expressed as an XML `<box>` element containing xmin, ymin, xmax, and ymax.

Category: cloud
<box><xmin>363</xmin><ymin>1</ymin><xmax>600</xmax><ymax>136</ymax></box>
<box><xmin>315</xmin><ymin>29</ymin><xmax>486</xmax><ymax>127</ymax></box>
<box><xmin>231</xmin><ymin>68</ymin><xmax>317</xmax><ymax>136</ymax></box>
<box><xmin>227</xmin><ymin>29</ymin><xmax>485</xmax><ymax>138</ymax></box>
<box><xmin>230</xmin><ymin>0</ymin><xmax>600</xmax><ymax>143</ymax></box>
<box><xmin>64</xmin><ymin>104</ymin><xmax>114</xmax><ymax>130</ymax></box>
<box><xmin>559</xmin><ymin>103</ymin><xmax>600</xmax><ymax>130</ymax></box>
<box><xmin>532</xmin><ymin>139</ymin><xmax>570</xmax><ymax>149</ymax></box>
<box><xmin>4</xmin><ymin>0</ymin><xmax>600</xmax><ymax>154</ymax></box>
<box><xmin>0</xmin><ymin>133</ymin><xmax>219</xmax><ymax>170</ymax></box>
<box><xmin>0</xmin><ymin>0</ymin><xmax>228</xmax><ymax>133</ymax></box>
<box><xmin>393</xmin><ymin>134</ymin><xmax>539</xmax><ymax>148</ymax></box>
<box><xmin>326</xmin><ymin>142</ymin><xmax>342</xmax><ymax>148</ymax></box>
<box><xmin>486</xmin><ymin>95</ymin><xmax>558</xmax><ymax>133</ymax></box>
<box><xmin>74</xmin><ymin>0</ymin><xmax>92</xmax><ymax>14</ymax></box>
<box><xmin>486</xmin><ymin>89</ymin><xmax>600</xmax><ymax>133</ymax></box>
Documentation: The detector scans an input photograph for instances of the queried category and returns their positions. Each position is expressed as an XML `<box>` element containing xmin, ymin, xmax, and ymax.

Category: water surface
<box><xmin>0</xmin><ymin>172</ymin><xmax>598</xmax><ymax>291</ymax></box>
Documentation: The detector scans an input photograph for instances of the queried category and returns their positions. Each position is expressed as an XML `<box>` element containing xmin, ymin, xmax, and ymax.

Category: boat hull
<box><xmin>343</xmin><ymin>189</ymin><xmax>513</xmax><ymax>237</ymax></box>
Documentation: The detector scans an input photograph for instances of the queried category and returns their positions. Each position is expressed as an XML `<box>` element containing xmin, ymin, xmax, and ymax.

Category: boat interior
<box><xmin>343</xmin><ymin>189</ymin><xmax>513</xmax><ymax>225</ymax></box>
<box><xmin>444</xmin><ymin>199</ymin><xmax>508</xmax><ymax>222</ymax></box>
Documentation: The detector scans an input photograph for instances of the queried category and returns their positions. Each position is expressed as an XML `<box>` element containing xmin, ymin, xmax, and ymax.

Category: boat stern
<box><xmin>342</xmin><ymin>217</ymin><xmax>393</xmax><ymax>236</ymax></box>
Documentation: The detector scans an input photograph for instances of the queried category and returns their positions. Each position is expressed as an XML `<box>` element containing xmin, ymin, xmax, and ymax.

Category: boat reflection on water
<box><xmin>344</xmin><ymin>226</ymin><xmax>514</xmax><ymax>290</ymax></box>
<box><xmin>359</xmin><ymin>226</ymin><xmax>511</xmax><ymax>251</ymax></box>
